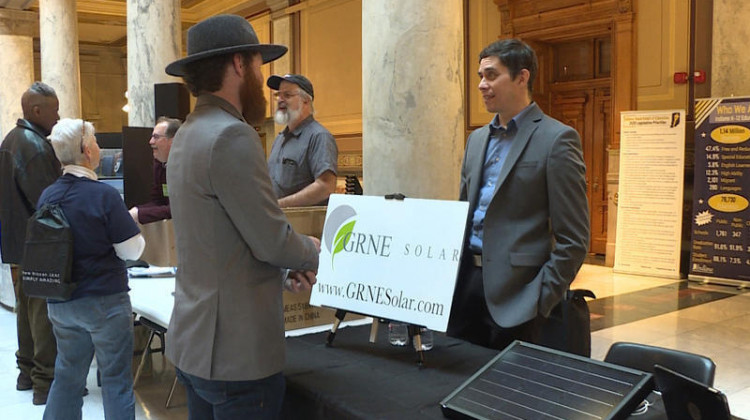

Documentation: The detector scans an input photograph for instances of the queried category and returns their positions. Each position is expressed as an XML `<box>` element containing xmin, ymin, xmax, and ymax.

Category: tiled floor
<box><xmin>1</xmin><ymin>263</ymin><xmax>748</xmax><ymax>419</ymax></box>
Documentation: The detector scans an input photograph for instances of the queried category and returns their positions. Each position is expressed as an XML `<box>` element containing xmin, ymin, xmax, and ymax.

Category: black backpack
<box><xmin>21</xmin><ymin>183</ymin><xmax>76</xmax><ymax>301</ymax></box>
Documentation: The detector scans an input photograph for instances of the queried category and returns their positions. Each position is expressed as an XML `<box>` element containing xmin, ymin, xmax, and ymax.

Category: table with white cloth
<box><xmin>127</xmin><ymin>274</ymin><xmax>369</xmax><ymax>402</ymax></box>
<box><xmin>128</xmin><ymin>275</ymin><xmax>369</xmax><ymax>335</ymax></box>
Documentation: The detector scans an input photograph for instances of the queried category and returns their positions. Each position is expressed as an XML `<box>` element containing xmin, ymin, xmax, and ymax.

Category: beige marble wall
<box><xmin>712</xmin><ymin>0</ymin><xmax>750</xmax><ymax>97</ymax></box>
<box><xmin>39</xmin><ymin>0</ymin><xmax>82</xmax><ymax>119</ymax></box>
<box><xmin>0</xmin><ymin>34</ymin><xmax>34</xmax><ymax>140</ymax></box>
<box><xmin>362</xmin><ymin>0</ymin><xmax>464</xmax><ymax>199</ymax></box>
<box><xmin>126</xmin><ymin>0</ymin><xmax>182</xmax><ymax>127</ymax></box>
<box><xmin>0</xmin><ymin>10</ymin><xmax>36</xmax><ymax>140</ymax></box>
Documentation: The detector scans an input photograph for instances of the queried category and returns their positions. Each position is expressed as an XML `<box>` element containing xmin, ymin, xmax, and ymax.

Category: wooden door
<box><xmin>550</xmin><ymin>88</ymin><xmax>609</xmax><ymax>255</ymax></box>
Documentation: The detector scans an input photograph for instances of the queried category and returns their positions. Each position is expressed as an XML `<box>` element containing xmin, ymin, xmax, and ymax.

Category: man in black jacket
<box><xmin>0</xmin><ymin>81</ymin><xmax>61</xmax><ymax>405</ymax></box>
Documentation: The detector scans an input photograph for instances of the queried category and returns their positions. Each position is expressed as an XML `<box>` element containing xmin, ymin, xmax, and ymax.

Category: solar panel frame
<box><xmin>441</xmin><ymin>341</ymin><xmax>654</xmax><ymax>420</ymax></box>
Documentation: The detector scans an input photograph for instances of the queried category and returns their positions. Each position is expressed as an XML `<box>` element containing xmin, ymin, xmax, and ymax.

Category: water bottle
<box><xmin>388</xmin><ymin>322</ymin><xmax>408</xmax><ymax>346</ymax></box>
<box><xmin>413</xmin><ymin>327</ymin><xmax>434</xmax><ymax>351</ymax></box>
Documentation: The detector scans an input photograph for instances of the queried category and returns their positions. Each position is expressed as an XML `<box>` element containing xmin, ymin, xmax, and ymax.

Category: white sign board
<box><xmin>309</xmin><ymin>194</ymin><xmax>469</xmax><ymax>332</ymax></box>
<box><xmin>615</xmin><ymin>110</ymin><xmax>686</xmax><ymax>278</ymax></box>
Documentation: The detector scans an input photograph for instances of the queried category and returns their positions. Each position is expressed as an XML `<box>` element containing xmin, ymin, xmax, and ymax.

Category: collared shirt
<box><xmin>267</xmin><ymin>115</ymin><xmax>338</xmax><ymax>203</ymax></box>
<box><xmin>469</xmin><ymin>104</ymin><xmax>533</xmax><ymax>253</ymax></box>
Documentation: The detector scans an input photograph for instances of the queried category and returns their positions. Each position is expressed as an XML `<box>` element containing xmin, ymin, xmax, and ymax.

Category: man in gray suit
<box><xmin>447</xmin><ymin>39</ymin><xmax>590</xmax><ymax>351</ymax></box>
<box><xmin>164</xmin><ymin>15</ymin><xmax>320</xmax><ymax>418</ymax></box>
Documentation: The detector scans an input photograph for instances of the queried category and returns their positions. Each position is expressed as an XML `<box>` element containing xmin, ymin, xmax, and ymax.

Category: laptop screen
<box><xmin>653</xmin><ymin>364</ymin><xmax>731</xmax><ymax>420</ymax></box>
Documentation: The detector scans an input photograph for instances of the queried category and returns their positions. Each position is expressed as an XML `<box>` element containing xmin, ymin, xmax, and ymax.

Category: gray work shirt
<box><xmin>268</xmin><ymin>116</ymin><xmax>338</xmax><ymax>203</ymax></box>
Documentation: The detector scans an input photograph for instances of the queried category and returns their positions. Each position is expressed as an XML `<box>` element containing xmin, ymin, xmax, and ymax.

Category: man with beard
<box><xmin>164</xmin><ymin>14</ymin><xmax>320</xmax><ymax>418</ymax></box>
<box><xmin>267</xmin><ymin>74</ymin><xmax>338</xmax><ymax>207</ymax></box>
<box><xmin>0</xmin><ymin>82</ymin><xmax>60</xmax><ymax>405</ymax></box>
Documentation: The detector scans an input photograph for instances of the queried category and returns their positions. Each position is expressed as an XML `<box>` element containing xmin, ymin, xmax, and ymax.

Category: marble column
<box><xmin>127</xmin><ymin>0</ymin><xmax>182</xmax><ymax>267</ymax></box>
<box><xmin>39</xmin><ymin>0</ymin><xmax>82</xmax><ymax>119</ymax></box>
<box><xmin>127</xmin><ymin>0</ymin><xmax>182</xmax><ymax>127</ymax></box>
<box><xmin>0</xmin><ymin>10</ymin><xmax>35</xmax><ymax>140</ymax></box>
<box><xmin>362</xmin><ymin>0</ymin><xmax>464</xmax><ymax>199</ymax></box>
<box><xmin>712</xmin><ymin>0</ymin><xmax>750</xmax><ymax>96</ymax></box>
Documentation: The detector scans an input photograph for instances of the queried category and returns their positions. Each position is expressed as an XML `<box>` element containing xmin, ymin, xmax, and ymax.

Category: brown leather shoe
<box><xmin>32</xmin><ymin>391</ymin><xmax>48</xmax><ymax>405</ymax></box>
<box><xmin>16</xmin><ymin>373</ymin><xmax>32</xmax><ymax>391</ymax></box>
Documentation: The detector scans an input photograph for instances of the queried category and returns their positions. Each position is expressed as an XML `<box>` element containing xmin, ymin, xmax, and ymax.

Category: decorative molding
<box><xmin>0</xmin><ymin>8</ymin><xmax>36</xmax><ymax>36</ymax></box>
<box><xmin>0</xmin><ymin>0</ymin><xmax>35</xmax><ymax>9</ymax></box>
<box><xmin>76</xmin><ymin>0</ymin><xmax>126</xmax><ymax>17</ymax></box>
<box><xmin>337</xmin><ymin>152</ymin><xmax>362</xmax><ymax>172</ymax></box>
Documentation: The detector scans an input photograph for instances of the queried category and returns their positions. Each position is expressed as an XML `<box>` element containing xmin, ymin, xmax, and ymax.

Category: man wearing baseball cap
<box><xmin>267</xmin><ymin>73</ymin><xmax>338</xmax><ymax>207</ymax></box>
<box><xmin>164</xmin><ymin>14</ymin><xmax>320</xmax><ymax>418</ymax></box>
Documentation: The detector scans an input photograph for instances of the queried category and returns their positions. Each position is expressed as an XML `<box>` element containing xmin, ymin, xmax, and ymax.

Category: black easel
<box><xmin>324</xmin><ymin>193</ymin><xmax>429</xmax><ymax>367</ymax></box>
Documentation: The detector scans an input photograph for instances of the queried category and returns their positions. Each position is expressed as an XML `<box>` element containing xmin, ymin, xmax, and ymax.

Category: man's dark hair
<box><xmin>156</xmin><ymin>116</ymin><xmax>182</xmax><ymax>138</ymax></box>
<box><xmin>479</xmin><ymin>39</ymin><xmax>538</xmax><ymax>96</ymax></box>
<box><xmin>29</xmin><ymin>81</ymin><xmax>57</xmax><ymax>98</ymax></box>
<box><xmin>181</xmin><ymin>52</ymin><xmax>252</xmax><ymax>96</ymax></box>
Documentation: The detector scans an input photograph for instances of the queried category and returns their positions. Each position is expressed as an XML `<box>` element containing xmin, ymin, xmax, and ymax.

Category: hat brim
<box><xmin>165</xmin><ymin>43</ymin><xmax>288</xmax><ymax>77</ymax></box>
<box><xmin>266</xmin><ymin>75</ymin><xmax>286</xmax><ymax>90</ymax></box>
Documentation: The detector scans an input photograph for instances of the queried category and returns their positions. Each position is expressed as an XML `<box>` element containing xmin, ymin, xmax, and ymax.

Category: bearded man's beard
<box><xmin>240</xmin><ymin>69</ymin><xmax>267</xmax><ymax>125</ymax></box>
<box><xmin>274</xmin><ymin>107</ymin><xmax>301</xmax><ymax>127</ymax></box>
<box><xmin>274</xmin><ymin>109</ymin><xmax>289</xmax><ymax>125</ymax></box>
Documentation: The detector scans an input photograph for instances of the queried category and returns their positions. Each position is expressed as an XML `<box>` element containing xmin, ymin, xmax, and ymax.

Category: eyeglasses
<box><xmin>151</xmin><ymin>133</ymin><xmax>168</xmax><ymax>140</ymax></box>
<box><xmin>273</xmin><ymin>91</ymin><xmax>300</xmax><ymax>100</ymax></box>
<box><xmin>80</xmin><ymin>120</ymin><xmax>85</xmax><ymax>153</ymax></box>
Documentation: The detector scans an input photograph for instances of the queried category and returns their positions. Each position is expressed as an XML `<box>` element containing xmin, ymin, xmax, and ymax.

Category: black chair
<box><xmin>604</xmin><ymin>342</ymin><xmax>716</xmax><ymax>389</ymax></box>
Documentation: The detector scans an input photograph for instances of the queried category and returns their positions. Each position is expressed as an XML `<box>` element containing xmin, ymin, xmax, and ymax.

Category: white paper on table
<box><xmin>128</xmin><ymin>266</ymin><xmax>177</xmax><ymax>278</ymax></box>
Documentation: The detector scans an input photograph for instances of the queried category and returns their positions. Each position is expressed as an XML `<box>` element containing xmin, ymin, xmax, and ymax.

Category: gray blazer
<box><xmin>460</xmin><ymin>103</ymin><xmax>589</xmax><ymax>328</ymax></box>
<box><xmin>165</xmin><ymin>94</ymin><xmax>319</xmax><ymax>381</ymax></box>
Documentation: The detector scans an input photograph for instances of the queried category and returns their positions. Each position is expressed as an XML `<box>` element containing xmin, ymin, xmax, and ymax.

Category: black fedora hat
<box><xmin>165</xmin><ymin>14</ymin><xmax>287</xmax><ymax>77</ymax></box>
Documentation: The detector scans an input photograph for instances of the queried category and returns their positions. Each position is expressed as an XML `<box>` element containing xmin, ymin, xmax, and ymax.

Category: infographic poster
<box><xmin>615</xmin><ymin>110</ymin><xmax>685</xmax><ymax>279</ymax></box>
<box><xmin>689</xmin><ymin>98</ymin><xmax>750</xmax><ymax>285</ymax></box>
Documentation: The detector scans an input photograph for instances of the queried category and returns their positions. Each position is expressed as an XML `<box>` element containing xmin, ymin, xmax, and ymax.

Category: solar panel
<box><xmin>441</xmin><ymin>341</ymin><xmax>653</xmax><ymax>420</ymax></box>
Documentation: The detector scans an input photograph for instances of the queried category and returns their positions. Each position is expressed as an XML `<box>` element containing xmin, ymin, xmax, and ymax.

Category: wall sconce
<box><xmin>673</xmin><ymin>70</ymin><xmax>707</xmax><ymax>84</ymax></box>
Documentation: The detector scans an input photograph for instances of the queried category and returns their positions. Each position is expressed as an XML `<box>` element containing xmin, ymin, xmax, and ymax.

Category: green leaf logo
<box><xmin>332</xmin><ymin>220</ymin><xmax>356</xmax><ymax>268</ymax></box>
<box><xmin>323</xmin><ymin>205</ymin><xmax>357</xmax><ymax>270</ymax></box>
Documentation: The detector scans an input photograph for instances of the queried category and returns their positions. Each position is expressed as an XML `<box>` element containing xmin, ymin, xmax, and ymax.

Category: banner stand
<box><xmin>323</xmin><ymin>193</ymin><xmax>430</xmax><ymax>367</ymax></box>
<box><xmin>688</xmin><ymin>97</ymin><xmax>750</xmax><ymax>287</ymax></box>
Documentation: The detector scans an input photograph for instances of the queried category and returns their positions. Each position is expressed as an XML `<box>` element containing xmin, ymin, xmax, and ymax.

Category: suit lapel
<box><xmin>468</xmin><ymin>125</ymin><xmax>491</xmax><ymax>208</ymax></box>
<box><xmin>493</xmin><ymin>104</ymin><xmax>543</xmax><ymax>196</ymax></box>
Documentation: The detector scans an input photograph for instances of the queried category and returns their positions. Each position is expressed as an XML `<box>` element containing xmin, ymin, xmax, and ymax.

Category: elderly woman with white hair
<box><xmin>38</xmin><ymin>118</ymin><xmax>144</xmax><ymax>420</ymax></box>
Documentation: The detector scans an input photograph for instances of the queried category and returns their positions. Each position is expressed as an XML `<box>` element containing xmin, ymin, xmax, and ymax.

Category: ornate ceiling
<box><xmin>0</xmin><ymin>0</ymin><xmax>279</xmax><ymax>46</ymax></box>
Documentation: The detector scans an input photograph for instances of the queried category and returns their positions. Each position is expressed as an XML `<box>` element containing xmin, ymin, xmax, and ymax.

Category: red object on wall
<box><xmin>674</xmin><ymin>72</ymin><xmax>689</xmax><ymax>84</ymax></box>
<box><xmin>693</xmin><ymin>70</ymin><xmax>707</xmax><ymax>84</ymax></box>
<box><xmin>673</xmin><ymin>70</ymin><xmax>706</xmax><ymax>84</ymax></box>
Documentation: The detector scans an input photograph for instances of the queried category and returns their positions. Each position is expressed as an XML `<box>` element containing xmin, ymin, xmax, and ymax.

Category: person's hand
<box><xmin>308</xmin><ymin>236</ymin><xmax>321</xmax><ymax>253</ymax></box>
<box><xmin>128</xmin><ymin>207</ymin><xmax>139</xmax><ymax>223</ymax></box>
<box><xmin>284</xmin><ymin>270</ymin><xmax>317</xmax><ymax>292</ymax></box>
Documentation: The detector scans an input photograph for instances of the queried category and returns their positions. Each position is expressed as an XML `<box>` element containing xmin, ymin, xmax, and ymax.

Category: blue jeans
<box><xmin>43</xmin><ymin>292</ymin><xmax>135</xmax><ymax>420</ymax></box>
<box><xmin>176</xmin><ymin>368</ymin><xmax>285</xmax><ymax>420</ymax></box>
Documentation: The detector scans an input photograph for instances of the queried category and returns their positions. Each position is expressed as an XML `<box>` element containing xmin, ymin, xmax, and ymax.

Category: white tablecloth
<box><xmin>128</xmin><ymin>276</ymin><xmax>175</xmax><ymax>328</ymax></box>
<box><xmin>127</xmin><ymin>275</ymin><xmax>371</xmax><ymax>336</ymax></box>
